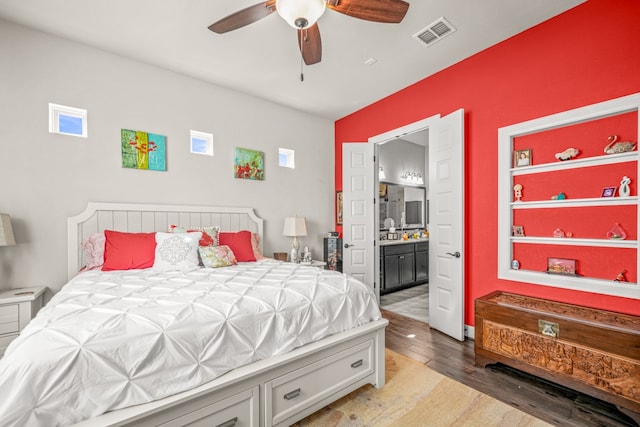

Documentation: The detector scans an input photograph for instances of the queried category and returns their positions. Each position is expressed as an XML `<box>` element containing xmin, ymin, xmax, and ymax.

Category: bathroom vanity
<box><xmin>380</xmin><ymin>239</ymin><xmax>428</xmax><ymax>294</ymax></box>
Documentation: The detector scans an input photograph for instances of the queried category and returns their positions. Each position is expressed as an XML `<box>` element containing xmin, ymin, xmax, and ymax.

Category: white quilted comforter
<box><xmin>0</xmin><ymin>260</ymin><xmax>381</xmax><ymax>426</ymax></box>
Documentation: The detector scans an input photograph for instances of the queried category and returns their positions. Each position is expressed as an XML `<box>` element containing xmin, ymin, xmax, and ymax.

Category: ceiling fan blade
<box><xmin>298</xmin><ymin>23</ymin><xmax>322</xmax><ymax>65</ymax></box>
<box><xmin>327</xmin><ymin>0</ymin><xmax>409</xmax><ymax>24</ymax></box>
<box><xmin>208</xmin><ymin>1</ymin><xmax>276</xmax><ymax>34</ymax></box>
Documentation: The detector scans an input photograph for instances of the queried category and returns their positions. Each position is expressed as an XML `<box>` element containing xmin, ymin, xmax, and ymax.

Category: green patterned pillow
<box><xmin>170</xmin><ymin>225</ymin><xmax>219</xmax><ymax>246</ymax></box>
<box><xmin>199</xmin><ymin>245</ymin><xmax>237</xmax><ymax>268</ymax></box>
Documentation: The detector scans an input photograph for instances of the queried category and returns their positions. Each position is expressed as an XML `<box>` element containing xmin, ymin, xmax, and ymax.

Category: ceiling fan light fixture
<box><xmin>276</xmin><ymin>0</ymin><xmax>326</xmax><ymax>29</ymax></box>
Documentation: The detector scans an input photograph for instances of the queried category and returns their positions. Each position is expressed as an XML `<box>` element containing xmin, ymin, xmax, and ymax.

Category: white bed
<box><xmin>2</xmin><ymin>203</ymin><xmax>387</xmax><ymax>427</ymax></box>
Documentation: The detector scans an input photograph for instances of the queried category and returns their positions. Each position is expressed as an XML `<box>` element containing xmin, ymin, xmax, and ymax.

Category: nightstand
<box><xmin>0</xmin><ymin>287</ymin><xmax>46</xmax><ymax>357</ymax></box>
<box><xmin>300</xmin><ymin>260</ymin><xmax>327</xmax><ymax>269</ymax></box>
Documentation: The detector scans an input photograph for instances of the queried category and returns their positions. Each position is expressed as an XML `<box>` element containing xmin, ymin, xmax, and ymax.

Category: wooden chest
<box><xmin>475</xmin><ymin>291</ymin><xmax>640</xmax><ymax>418</ymax></box>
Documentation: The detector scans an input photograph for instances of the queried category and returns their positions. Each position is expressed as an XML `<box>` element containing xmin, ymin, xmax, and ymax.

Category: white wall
<box><xmin>378</xmin><ymin>139</ymin><xmax>425</xmax><ymax>186</ymax></box>
<box><xmin>0</xmin><ymin>19</ymin><xmax>334</xmax><ymax>294</ymax></box>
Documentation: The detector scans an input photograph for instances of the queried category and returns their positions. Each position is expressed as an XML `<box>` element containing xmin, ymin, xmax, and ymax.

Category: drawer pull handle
<box><xmin>216</xmin><ymin>417</ymin><xmax>238</xmax><ymax>427</ymax></box>
<box><xmin>351</xmin><ymin>359</ymin><xmax>363</xmax><ymax>369</ymax></box>
<box><xmin>284</xmin><ymin>388</ymin><xmax>301</xmax><ymax>400</ymax></box>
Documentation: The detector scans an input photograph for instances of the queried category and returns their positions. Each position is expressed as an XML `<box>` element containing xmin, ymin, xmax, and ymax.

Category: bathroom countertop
<box><xmin>379</xmin><ymin>237</ymin><xmax>429</xmax><ymax>246</ymax></box>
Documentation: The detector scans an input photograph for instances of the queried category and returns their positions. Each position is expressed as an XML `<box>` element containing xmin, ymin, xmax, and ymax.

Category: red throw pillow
<box><xmin>102</xmin><ymin>230</ymin><xmax>157</xmax><ymax>271</ymax></box>
<box><xmin>219</xmin><ymin>230</ymin><xmax>256</xmax><ymax>262</ymax></box>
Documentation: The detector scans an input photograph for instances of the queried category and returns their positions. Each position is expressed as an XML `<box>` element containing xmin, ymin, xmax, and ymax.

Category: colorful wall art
<box><xmin>234</xmin><ymin>147</ymin><xmax>264</xmax><ymax>180</ymax></box>
<box><xmin>121</xmin><ymin>129</ymin><xmax>166</xmax><ymax>171</ymax></box>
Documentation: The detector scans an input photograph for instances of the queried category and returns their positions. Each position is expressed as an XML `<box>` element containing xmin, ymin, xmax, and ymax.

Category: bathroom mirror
<box><xmin>379</xmin><ymin>184</ymin><xmax>426</xmax><ymax>230</ymax></box>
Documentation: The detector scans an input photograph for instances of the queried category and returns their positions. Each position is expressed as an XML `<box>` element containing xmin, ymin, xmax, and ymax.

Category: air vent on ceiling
<box><xmin>413</xmin><ymin>17</ymin><xmax>456</xmax><ymax>47</ymax></box>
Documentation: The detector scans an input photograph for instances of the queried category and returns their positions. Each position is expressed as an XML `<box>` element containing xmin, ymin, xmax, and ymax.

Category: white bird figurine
<box><xmin>555</xmin><ymin>147</ymin><xmax>580</xmax><ymax>161</ymax></box>
<box><xmin>604</xmin><ymin>135</ymin><xmax>636</xmax><ymax>154</ymax></box>
<box><xmin>620</xmin><ymin>176</ymin><xmax>631</xmax><ymax>197</ymax></box>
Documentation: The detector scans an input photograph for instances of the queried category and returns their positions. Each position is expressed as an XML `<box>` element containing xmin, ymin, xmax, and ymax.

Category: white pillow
<box><xmin>152</xmin><ymin>232</ymin><xmax>202</xmax><ymax>272</ymax></box>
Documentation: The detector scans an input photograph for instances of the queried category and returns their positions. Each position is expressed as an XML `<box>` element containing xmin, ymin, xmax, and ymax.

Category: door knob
<box><xmin>446</xmin><ymin>251</ymin><xmax>461</xmax><ymax>258</ymax></box>
<box><xmin>344</xmin><ymin>243</ymin><xmax>354</xmax><ymax>248</ymax></box>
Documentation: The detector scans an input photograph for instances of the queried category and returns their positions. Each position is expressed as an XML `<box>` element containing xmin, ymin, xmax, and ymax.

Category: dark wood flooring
<box><xmin>381</xmin><ymin>309</ymin><xmax>639</xmax><ymax>427</ymax></box>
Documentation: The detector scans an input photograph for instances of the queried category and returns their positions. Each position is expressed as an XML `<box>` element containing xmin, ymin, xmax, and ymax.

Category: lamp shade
<box><xmin>276</xmin><ymin>0</ymin><xmax>326</xmax><ymax>29</ymax></box>
<box><xmin>0</xmin><ymin>213</ymin><xmax>16</xmax><ymax>246</ymax></box>
<box><xmin>283</xmin><ymin>216</ymin><xmax>308</xmax><ymax>237</ymax></box>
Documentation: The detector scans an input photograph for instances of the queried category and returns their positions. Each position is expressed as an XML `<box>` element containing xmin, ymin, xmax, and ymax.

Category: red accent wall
<box><xmin>334</xmin><ymin>0</ymin><xmax>640</xmax><ymax>324</ymax></box>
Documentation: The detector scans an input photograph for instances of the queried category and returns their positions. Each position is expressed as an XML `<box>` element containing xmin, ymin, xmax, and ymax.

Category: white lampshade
<box><xmin>0</xmin><ymin>213</ymin><xmax>16</xmax><ymax>246</ymax></box>
<box><xmin>283</xmin><ymin>216</ymin><xmax>308</xmax><ymax>237</ymax></box>
<box><xmin>276</xmin><ymin>0</ymin><xmax>326</xmax><ymax>29</ymax></box>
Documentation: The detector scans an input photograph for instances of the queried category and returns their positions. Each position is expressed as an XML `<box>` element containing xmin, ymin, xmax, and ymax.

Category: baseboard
<box><xmin>465</xmin><ymin>324</ymin><xmax>475</xmax><ymax>340</ymax></box>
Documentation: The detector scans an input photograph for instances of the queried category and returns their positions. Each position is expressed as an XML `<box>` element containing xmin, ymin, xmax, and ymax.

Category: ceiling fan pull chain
<box><xmin>300</xmin><ymin>28</ymin><xmax>305</xmax><ymax>82</ymax></box>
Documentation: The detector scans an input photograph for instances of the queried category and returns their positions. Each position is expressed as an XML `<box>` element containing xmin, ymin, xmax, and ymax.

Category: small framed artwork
<box><xmin>512</xmin><ymin>225</ymin><xmax>524</xmax><ymax>237</ymax></box>
<box><xmin>121</xmin><ymin>129</ymin><xmax>167</xmax><ymax>171</ymax></box>
<box><xmin>547</xmin><ymin>257</ymin><xmax>577</xmax><ymax>275</ymax></box>
<box><xmin>514</xmin><ymin>149</ymin><xmax>532</xmax><ymax>168</ymax></box>
<box><xmin>601</xmin><ymin>186</ymin><xmax>617</xmax><ymax>197</ymax></box>
<box><xmin>336</xmin><ymin>191</ymin><xmax>343</xmax><ymax>225</ymax></box>
<box><xmin>234</xmin><ymin>147</ymin><xmax>264</xmax><ymax>180</ymax></box>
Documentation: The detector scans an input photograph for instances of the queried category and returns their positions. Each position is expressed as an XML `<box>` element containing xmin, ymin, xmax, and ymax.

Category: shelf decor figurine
<box><xmin>555</xmin><ymin>147</ymin><xmax>580</xmax><ymax>161</ymax></box>
<box><xmin>513</xmin><ymin>184</ymin><xmax>523</xmax><ymax>202</ymax></box>
<box><xmin>604</xmin><ymin>135</ymin><xmax>636</xmax><ymax>154</ymax></box>
<box><xmin>614</xmin><ymin>269</ymin><xmax>628</xmax><ymax>282</ymax></box>
<box><xmin>606</xmin><ymin>223</ymin><xmax>627</xmax><ymax>240</ymax></box>
<box><xmin>620</xmin><ymin>176</ymin><xmax>631</xmax><ymax>197</ymax></box>
<box><xmin>553</xmin><ymin>228</ymin><xmax>565</xmax><ymax>238</ymax></box>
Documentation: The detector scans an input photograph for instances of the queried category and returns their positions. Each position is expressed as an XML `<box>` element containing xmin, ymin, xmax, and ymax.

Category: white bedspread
<box><xmin>0</xmin><ymin>260</ymin><xmax>381</xmax><ymax>426</ymax></box>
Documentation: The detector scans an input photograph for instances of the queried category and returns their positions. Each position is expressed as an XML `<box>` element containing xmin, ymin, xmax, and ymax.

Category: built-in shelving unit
<box><xmin>498</xmin><ymin>93</ymin><xmax>640</xmax><ymax>299</ymax></box>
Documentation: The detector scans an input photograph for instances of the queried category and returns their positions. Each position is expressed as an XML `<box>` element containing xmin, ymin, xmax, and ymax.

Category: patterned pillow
<box><xmin>152</xmin><ymin>232</ymin><xmax>202</xmax><ymax>272</ymax></box>
<box><xmin>251</xmin><ymin>232</ymin><xmax>266</xmax><ymax>260</ymax></box>
<box><xmin>81</xmin><ymin>232</ymin><xmax>106</xmax><ymax>270</ymax></box>
<box><xmin>170</xmin><ymin>225</ymin><xmax>219</xmax><ymax>246</ymax></box>
<box><xmin>199</xmin><ymin>245</ymin><xmax>237</xmax><ymax>268</ymax></box>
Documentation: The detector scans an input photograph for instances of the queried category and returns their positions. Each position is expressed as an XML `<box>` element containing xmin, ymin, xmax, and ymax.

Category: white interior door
<box><xmin>428</xmin><ymin>109</ymin><xmax>465</xmax><ymax>341</ymax></box>
<box><xmin>342</xmin><ymin>143</ymin><xmax>375</xmax><ymax>290</ymax></box>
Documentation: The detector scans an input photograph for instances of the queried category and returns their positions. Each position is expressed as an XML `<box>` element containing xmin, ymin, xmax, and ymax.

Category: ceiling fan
<box><xmin>208</xmin><ymin>0</ymin><xmax>410</xmax><ymax>66</ymax></box>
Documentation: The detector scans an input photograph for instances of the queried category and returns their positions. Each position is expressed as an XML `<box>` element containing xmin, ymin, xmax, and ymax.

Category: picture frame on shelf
<box><xmin>512</xmin><ymin>225</ymin><xmax>525</xmax><ymax>237</ymax></box>
<box><xmin>546</xmin><ymin>257</ymin><xmax>577</xmax><ymax>276</ymax></box>
<box><xmin>513</xmin><ymin>148</ymin><xmax>532</xmax><ymax>168</ymax></box>
<box><xmin>601</xmin><ymin>186</ymin><xmax>617</xmax><ymax>197</ymax></box>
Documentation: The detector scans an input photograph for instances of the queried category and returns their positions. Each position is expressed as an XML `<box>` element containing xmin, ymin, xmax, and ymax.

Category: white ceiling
<box><xmin>0</xmin><ymin>0</ymin><xmax>584</xmax><ymax>120</ymax></box>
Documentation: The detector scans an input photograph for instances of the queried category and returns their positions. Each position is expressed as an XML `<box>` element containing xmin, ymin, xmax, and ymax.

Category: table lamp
<box><xmin>0</xmin><ymin>213</ymin><xmax>16</xmax><ymax>247</ymax></box>
<box><xmin>282</xmin><ymin>216</ymin><xmax>307</xmax><ymax>263</ymax></box>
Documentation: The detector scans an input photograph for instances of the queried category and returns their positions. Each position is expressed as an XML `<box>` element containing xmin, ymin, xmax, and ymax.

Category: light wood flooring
<box><xmin>382</xmin><ymin>309</ymin><xmax>639</xmax><ymax>427</ymax></box>
<box><xmin>380</xmin><ymin>284</ymin><xmax>428</xmax><ymax>323</ymax></box>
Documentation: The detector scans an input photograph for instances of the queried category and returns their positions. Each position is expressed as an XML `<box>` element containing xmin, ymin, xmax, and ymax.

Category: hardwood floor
<box><xmin>381</xmin><ymin>309</ymin><xmax>639</xmax><ymax>427</ymax></box>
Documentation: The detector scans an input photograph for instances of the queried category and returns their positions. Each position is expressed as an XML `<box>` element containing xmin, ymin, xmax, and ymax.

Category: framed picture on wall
<box><xmin>336</xmin><ymin>191</ymin><xmax>343</xmax><ymax>225</ymax></box>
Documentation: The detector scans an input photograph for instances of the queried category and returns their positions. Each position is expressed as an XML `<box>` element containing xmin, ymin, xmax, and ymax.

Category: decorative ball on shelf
<box><xmin>553</xmin><ymin>228</ymin><xmax>565</xmax><ymax>238</ymax></box>
<box><xmin>555</xmin><ymin>147</ymin><xmax>580</xmax><ymax>161</ymax></box>
<box><xmin>511</xmin><ymin>260</ymin><xmax>520</xmax><ymax>270</ymax></box>
<box><xmin>620</xmin><ymin>176</ymin><xmax>631</xmax><ymax>197</ymax></box>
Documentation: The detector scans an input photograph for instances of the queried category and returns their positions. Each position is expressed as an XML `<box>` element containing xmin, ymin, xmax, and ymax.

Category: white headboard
<box><xmin>68</xmin><ymin>202</ymin><xmax>264</xmax><ymax>280</ymax></box>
